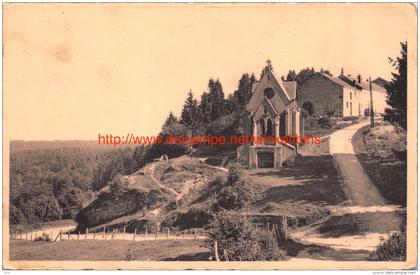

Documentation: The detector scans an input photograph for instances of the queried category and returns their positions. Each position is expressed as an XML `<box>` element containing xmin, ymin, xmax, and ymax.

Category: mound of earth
<box><xmin>74</xmin><ymin>156</ymin><xmax>227</xmax><ymax>232</ymax></box>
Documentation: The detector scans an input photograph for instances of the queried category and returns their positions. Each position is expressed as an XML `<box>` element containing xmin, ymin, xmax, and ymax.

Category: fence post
<box><xmin>123</xmin><ymin>226</ymin><xmax>126</xmax><ymax>240</ymax></box>
<box><xmin>85</xmin><ymin>228</ymin><xmax>89</xmax><ymax>240</ymax></box>
<box><xmin>78</xmin><ymin>231</ymin><xmax>80</xmax><ymax>240</ymax></box>
<box><xmin>102</xmin><ymin>227</ymin><xmax>106</xmax><ymax>239</ymax></box>
<box><xmin>112</xmin><ymin>229</ymin><xmax>116</xmax><ymax>240</ymax></box>
<box><xmin>223</xmin><ymin>249</ymin><xmax>230</xmax><ymax>261</ymax></box>
<box><xmin>133</xmin><ymin>228</ymin><xmax>137</xmax><ymax>241</ymax></box>
<box><xmin>68</xmin><ymin>231</ymin><xmax>70</xmax><ymax>240</ymax></box>
<box><xmin>25</xmin><ymin>232</ymin><xmax>28</xmax><ymax>240</ymax></box>
<box><xmin>214</xmin><ymin>241</ymin><xmax>220</xmax><ymax>261</ymax></box>
<box><xmin>145</xmin><ymin>228</ymin><xmax>148</xmax><ymax>239</ymax></box>
<box><xmin>194</xmin><ymin>229</ymin><xmax>197</xmax><ymax>240</ymax></box>
<box><xmin>279</xmin><ymin>215</ymin><xmax>288</xmax><ymax>241</ymax></box>
<box><xmin>93</xmin><ymin>231</ymin><xmax>96</xmax><ymax>240</ymax></box>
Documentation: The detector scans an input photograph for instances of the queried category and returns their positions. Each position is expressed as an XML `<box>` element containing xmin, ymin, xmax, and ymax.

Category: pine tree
<box><xmin>162</xmin><ymin>111</ymin><xmax>178</xmax><ymax>128</ymax></box>
<box><xmin>384</xmin><ymin>41</ymin><xmax>407</xmax><ymax>130</ymax></box>
<box><xmin>198</xmin><ymin>78</ymin><xmax>226</xmax><ymax>124</ymax></box>
<box><xmin>180</xmin><ymin>91</ymin><xmax>199</xmax><ymax>127</ymax></box>
<box><xmin>227</xmin><ymin>73</ymin><xmax>256</xmax><ymax>115</ymax></box>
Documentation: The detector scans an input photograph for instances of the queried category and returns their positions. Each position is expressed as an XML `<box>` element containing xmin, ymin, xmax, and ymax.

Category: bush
<box><xmin>109</xmin><ymin>174</ymin><xmax>129</xmax><ymax>199</ymax></box>
<box><xmin>172</xmin><ymin>207</ymin><xmax>213</xmax><ymax>229</ymax></box>
<box><xmin>318</xmin><ymin>117</ymin><xmax>332</xmax><ymax>129</ymax></box>
<box><xmin>369</xmin><ymin>231</ymin><xmax>406</xmax><ymax>261</ymax></box>
<box><xmin>227</xmin><ymin>163</ymin><xmax>242</xmax><ymax>185</ymax></box>
<box><xmin>217</xmin><ymin>180</ymin><xmax>258</xmax><ymax>210</ymax></box>
<box><xmin>302</xmin><ymin>101</ymin><xmax>314</xmax><ymax>116</ymax></box>
<box><xmin>206</xmin><ymin>211</ymin><xmax>283</xmax><ymax>261</ymax></box>
<box><xmin>34</xmin><ymin>233</ymin><xmax>51</xmax><ymax>242</ymax></box>
<box><xmin>343</xmin><ymin>116</ymin><xmax>359</xmax><ymax>121</ymax></box>
<box><xmin>10</xmin><ymin>204</ymin><xmax>26</xmax><ymax>225</ymax></box>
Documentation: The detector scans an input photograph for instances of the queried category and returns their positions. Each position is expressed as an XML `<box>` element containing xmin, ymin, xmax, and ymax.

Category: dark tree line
<box><xmin>384</xmin><ymin>41</ymin><xmax>407</xmax><ymax>130</ymax></box>
<box><xmin>281</xmin><ymin>67</ymin><xmax>332</xmax><ymax>86</ymax></box>
<box><xmin>169</xmin><ymin>73</ymin><xmax>256</xmax><ymax>139</ymax></box>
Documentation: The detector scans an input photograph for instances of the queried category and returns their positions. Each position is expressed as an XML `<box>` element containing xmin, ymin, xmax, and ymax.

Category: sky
<box><xmin>4</xmin><ymin>3</ymin><xmax>416</xmax><ymax>140</ymax></box>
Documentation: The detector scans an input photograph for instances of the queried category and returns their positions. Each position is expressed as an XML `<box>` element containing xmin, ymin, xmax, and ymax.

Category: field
<box><xmin>9</xmin><ymin>239</ymin><xmax>211</xmax><ymax>261</ymax></box>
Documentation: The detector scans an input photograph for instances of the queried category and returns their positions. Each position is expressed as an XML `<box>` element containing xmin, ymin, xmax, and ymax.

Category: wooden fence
<box><xmin>10</xmin><ymin>226</ymin><xmax>205</xmax><ymax>243</ymax></box>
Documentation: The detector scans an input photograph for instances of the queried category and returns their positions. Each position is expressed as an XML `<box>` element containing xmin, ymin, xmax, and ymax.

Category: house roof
<box><xmin>372</xmin><ymin>77</ymin><xmax>390</xmax><ymax>89</ymax></box>
<box><xmin>282</xmin><ymin>81</ymin><xmax>297</xmax><ymax>100</ymax></box>
<box><xmin>321</xmin><ymin>73</ymin><xmax>359</xmax><ymax>91</ymax></box>
<box><xmin>339</xmin><ymin>74</ymin><xmax>389</xmax><ymax>94</ymax></box>
<box><xmin>269</xmin><ymin>70</ymin><xmax>293</xmax><ymax>101</ymax></box>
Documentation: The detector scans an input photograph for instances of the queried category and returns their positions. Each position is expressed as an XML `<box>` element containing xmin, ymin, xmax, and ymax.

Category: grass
<box><xmin>352</xmin><ymin>123</ymin><xmax>407</xmax><ymax>206</ymax></box>
<box><xmin>128</xmin><ymin>175</ymin><xmax>159</xmax><ymax>191</ymax></box>
<box><xmin>154</xmin><ymin>157</ymin><xmax>225</xmax><ymax>194</ymax></box>
<box><xmin>10</xmin><ymin>219</ymin><xmax>76</xmax><ymax>234</ymax></box>
<box><xmin>238</xmin><ymin>134</ymin><xmax>346</xmax><ymax>227</ymax></box>
<box><xmin>317</xmin><ymin>212</ymin><xmax>406</xmax><ymax>237</ymax></box>
<box><xmin>304</xmin><ymin>117</ymin><xmax>361</xmax><ymax>137</ymax></box>
<box><xmin>9</xmin><ymin>239</ymin><xmax>211</xmax><ymax>261</ymax></box>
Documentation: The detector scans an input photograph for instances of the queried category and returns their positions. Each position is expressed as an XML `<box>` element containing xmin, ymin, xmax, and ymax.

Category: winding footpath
<box><xmin>291</xmin><ymin>121</ymin><xmax>405</xmax><ymax>252</ymax></box>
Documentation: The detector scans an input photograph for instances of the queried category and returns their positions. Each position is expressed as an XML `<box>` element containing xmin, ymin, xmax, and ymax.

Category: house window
<box><xmin>350</xmin><ymin>92</ymin><xmax>352</xmax><ymax>100</ymax></box>
<box><xmin>266</xmin><ymin>119</ymin><xmax>273</xmax><ymax>136</ymax></box>
<box><xmin>259</xmin><ymin>119</ymin><xmax>265</xmax><ymax>136</ymax></box>
<box><xmin>346</xmin><ymin>102</ymin><xmax>349</xmax><ymax>108</ymax></box>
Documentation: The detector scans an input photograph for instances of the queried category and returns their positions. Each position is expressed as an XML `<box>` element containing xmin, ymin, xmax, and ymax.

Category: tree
<box><xmin>162</xmin><ymin>111</ymin><xmax>178</xmax><ymax>128</ymax></box>
<box><xmin>206</xmin><ymin>211</ymin><xmax>283</xmax><ymax>261</ymax></box>
<box><xmin>384</xmin><ymin>41</ymin><xmax>407</xmax><ymax>130</ymax></box>
<box><xmin>227</xmin><ymin>73</ymin><xmax>256</xmax><ymax>115</ymax></box>
<box><xmin>281</xmin><ymin>70</ymin><xmax>297</xmax><ymax>82</ymax></box>
<box><xmin>198</xmin><ymin>78</ymin><xmax>226</xmax><ymax>125</ymax></box>
<box><xmin>180</xmin><ymin>91</ymin><xmax>199</xmax><ymax>127</ymax></box>
<box><xmin>281</xmin><ymin>67</ymin><xmax>331</xmax><ymax>86</ymax></box>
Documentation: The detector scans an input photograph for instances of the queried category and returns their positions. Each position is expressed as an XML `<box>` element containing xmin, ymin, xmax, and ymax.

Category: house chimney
<box><xmin>357</xmin><ymin>74</ymin><xmax>361</xmax><ymax>83</ymax></box>
<box><xmin>340</xmin><ymin>68</ymin><xmax>344</xmax><ymax>76</ymax></box>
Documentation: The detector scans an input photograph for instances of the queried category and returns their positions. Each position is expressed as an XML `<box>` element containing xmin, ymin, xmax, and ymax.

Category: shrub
<box><xmin>109</xmin><ymin>174</ymin><xmax>129</xmax><ymax>199</ymax></box>
<box><xmin>369</xmin><ymin>231</ymin><xmax>406</xmax><ymax>261</ymax></box>
<box><xmin>343</xmin><ymin>116</ymin><xmax>359</xmax><ymax>121</ymax></box>
<box><xmin>173</xmin><ymin>207</ymin><xmax>213</xmax><ymax>229</ymax></box>
<box><xmin>206</xmin><ymin>211</ymin><xmax>283</xmax><ymax>261</ymax></box>
<box><xmin>318</xmin><ymin>117</ymin><xmax>332</xmax><ymax>129</ymax></box>
<box><xmin>10</xmin><ymin>204</ymin><xmax>26</xmax><ymax>225</ymax></box>
<box><xmin>302</xmin><ymin>101</ymin><xmax>314</xmax><ymax>116</ymax></box>
<box><xmin>227</xmin><ymin>163</ymin><xmax>242</xmax><ymax>185</ymax></box>
<box><xmin>34</xmin><ymin>233</ymin><xmax>51</xmax><ymax>242</ymax></box>
<box><xmin>217</xmin><ymin>180</ymin><xmax>258</xmax><ymax>210</ymax></box>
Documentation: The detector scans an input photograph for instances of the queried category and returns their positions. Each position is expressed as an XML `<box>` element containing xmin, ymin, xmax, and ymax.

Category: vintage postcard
<box><xmin>2</xmin><ymin>2</ymin><xmax>417</xmax><ymax>270</ymax></box>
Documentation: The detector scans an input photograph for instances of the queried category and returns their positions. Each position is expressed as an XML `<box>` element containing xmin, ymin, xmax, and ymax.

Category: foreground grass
<box><xmin>352</xmin><ymin>123</ymin><xmax>407</xmax><ymax>206</ymax></box>
<box><xmin>10</xmin><ymin>239</ymin><xmax>210</xmax><ymax>261</ymax></box>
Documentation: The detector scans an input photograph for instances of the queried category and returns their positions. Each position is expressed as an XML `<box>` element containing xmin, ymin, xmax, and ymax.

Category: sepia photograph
<box><xmin>2</xmin><ymin>2</ymin><xmax>417</xmax><ymax>270</ymax></box>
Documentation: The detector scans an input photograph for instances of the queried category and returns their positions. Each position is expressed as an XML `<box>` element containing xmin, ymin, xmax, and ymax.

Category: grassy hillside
<box><xmin>74</xmin><ymin>157</ymin><xmax>226</xmax><ymax>233</ymax></box>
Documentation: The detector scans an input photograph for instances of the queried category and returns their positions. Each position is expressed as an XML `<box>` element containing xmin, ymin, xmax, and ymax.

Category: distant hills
<box><xmin>10</xmin><ymin>140</ymin><xmax>136</xmax><ymax>152</ymax></box>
